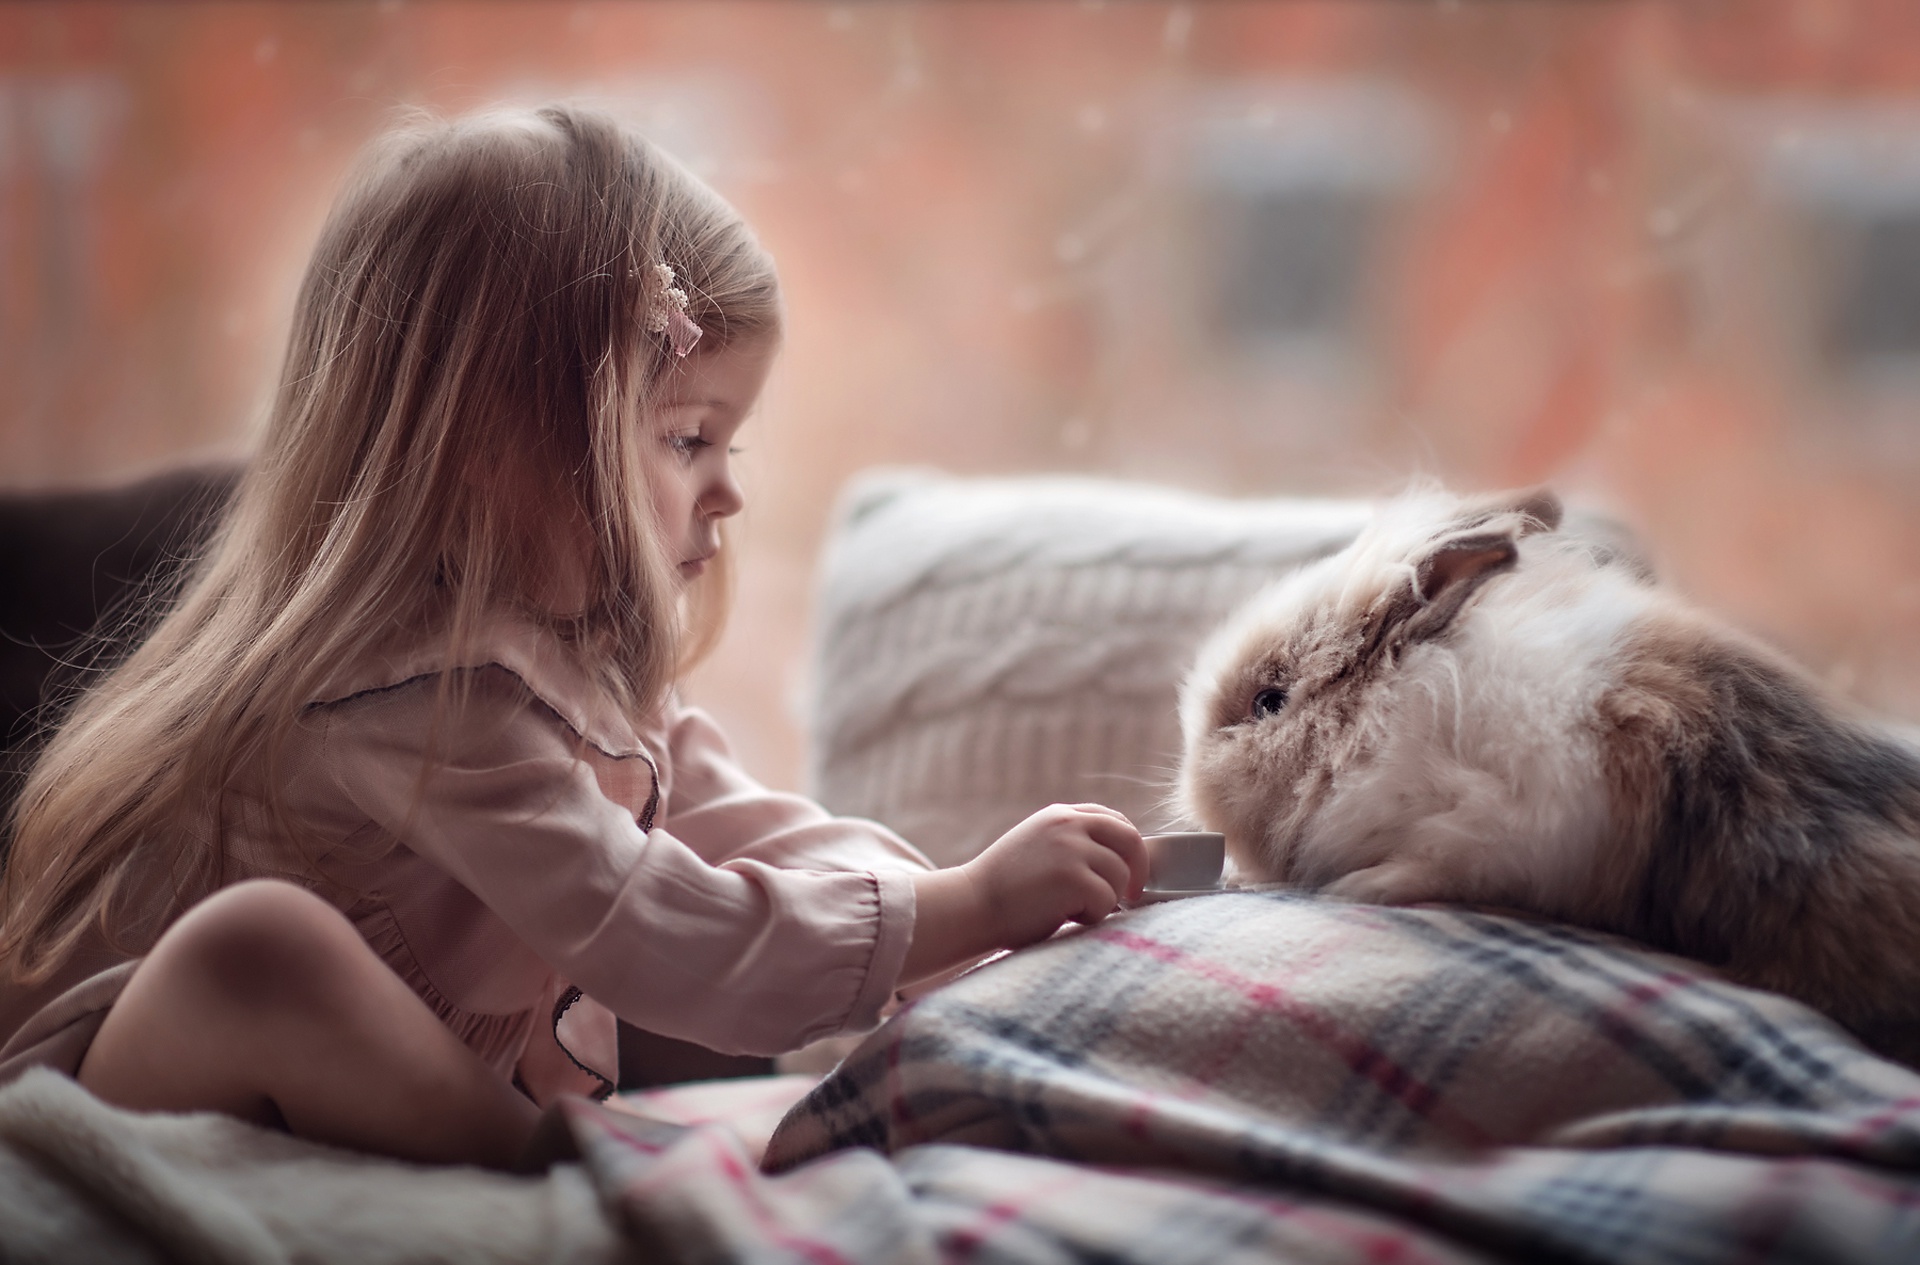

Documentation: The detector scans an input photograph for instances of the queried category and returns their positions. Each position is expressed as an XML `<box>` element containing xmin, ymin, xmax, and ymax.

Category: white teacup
<box><xmin>1142</xmin><ymin>831</ymin><xmax>1226</xmax><ymax>892</ymax></box>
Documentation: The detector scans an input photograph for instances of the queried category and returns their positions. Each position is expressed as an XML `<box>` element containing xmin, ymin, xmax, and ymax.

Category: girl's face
<box><xmin>648</xmin><ymin>335</ymin><xmax>777</xmax><ymax>585</ymax></box>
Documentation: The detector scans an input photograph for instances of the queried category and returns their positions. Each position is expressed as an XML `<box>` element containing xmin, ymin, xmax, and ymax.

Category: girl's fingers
<box><xmin>1068</xmin><ymin>864</ymin><xmax>1124</xmax><ymax>925</ymax></box>
<box><xmin>1079</xmin><ymin>814</ymin><xmax>1149</xmax><ymax>897</ymax></box>
<box><xmin>1078</xmin><ymin>841</ymin><xmax>1133</xmax><ymax>908</ymax></box>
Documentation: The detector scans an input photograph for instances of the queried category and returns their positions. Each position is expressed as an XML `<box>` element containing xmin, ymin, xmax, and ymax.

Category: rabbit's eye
<box><xmin>1250</xmin><ymin>687</ymin><xmax>1288</xmax><ymax>719</ymax></box>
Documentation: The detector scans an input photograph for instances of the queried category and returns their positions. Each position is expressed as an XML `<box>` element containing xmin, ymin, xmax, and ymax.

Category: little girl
<box><xmin>0</xmin><ymin>104</ymin><xmax>1145</xmax><ymax>1169</ymax></box>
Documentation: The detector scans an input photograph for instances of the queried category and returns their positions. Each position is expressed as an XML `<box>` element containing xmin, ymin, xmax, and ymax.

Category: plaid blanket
<box><xmin>573</xmin><ymin>893</ymin><xmax>1920</xmax><ymax>1263</ymax></box>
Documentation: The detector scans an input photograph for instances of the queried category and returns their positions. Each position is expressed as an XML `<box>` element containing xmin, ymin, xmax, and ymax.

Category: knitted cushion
<box><xmin>805</xmin><ymin>471</ymin><xmax>1370</xmax><ymax>868</ymax></box>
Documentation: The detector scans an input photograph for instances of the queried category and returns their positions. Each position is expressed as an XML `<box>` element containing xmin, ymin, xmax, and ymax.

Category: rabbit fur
<box><xmin>1178</xmin><ymin>485</ymin><xmax>1920</xmax><ymax>1061</ymax></box>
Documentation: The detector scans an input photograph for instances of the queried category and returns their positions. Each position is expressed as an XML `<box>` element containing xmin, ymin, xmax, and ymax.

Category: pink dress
<box><xmin>0</xmin><ymin>614</ymin><xmax>933</xmax><ymax>1098</ymax></box>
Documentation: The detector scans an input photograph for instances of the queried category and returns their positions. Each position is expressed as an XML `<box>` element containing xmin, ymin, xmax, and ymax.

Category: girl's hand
<box><xmin>966</xmin><ymin>803</ymin><xmax>1148</xmax><ymax>946</ymax></box>
<box><xmin>902</xmin><ymin>804</ymin><xmax>1146</xmax><ymax>982</ymax></box>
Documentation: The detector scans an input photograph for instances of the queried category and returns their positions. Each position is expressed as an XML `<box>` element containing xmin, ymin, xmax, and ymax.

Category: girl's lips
<box><xmin>679</xmin><ymin>554</ymin><xmax>712</xmax><ymax>577</ymax></box>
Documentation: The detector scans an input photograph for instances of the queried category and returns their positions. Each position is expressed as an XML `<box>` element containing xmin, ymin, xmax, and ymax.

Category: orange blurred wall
<box><xmin>3</xmin><ymin>1</ymin><xmax>1917</xmax><ymax>788</ymax></box>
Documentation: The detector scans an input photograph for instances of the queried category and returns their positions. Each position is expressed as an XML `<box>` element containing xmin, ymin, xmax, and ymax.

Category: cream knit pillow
<box><xmin>805</xmin><ymin>471</ymin><xmax>1371</xmax><ymax>868</ymax></box>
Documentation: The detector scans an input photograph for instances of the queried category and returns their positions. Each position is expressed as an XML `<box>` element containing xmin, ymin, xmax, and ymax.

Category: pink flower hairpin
<box><xmin>644</xmin><ymin>262</ymin><xmax>704</xmax><ymax>359</ymax></box>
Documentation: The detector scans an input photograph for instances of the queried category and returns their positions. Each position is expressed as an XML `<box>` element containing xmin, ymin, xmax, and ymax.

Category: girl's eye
<box><xmin>667</xmin><ymin>434</ymin><xmax>711</xmax><ymax>456</ymax></box>
<box><xmin>1250</xmin><ymin>687</ymin><xmax>1288</xmax><ymax>720</ymax></box>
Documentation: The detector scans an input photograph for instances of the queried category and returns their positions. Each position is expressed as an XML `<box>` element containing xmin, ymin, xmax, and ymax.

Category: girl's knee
<box><xmin>154</xmin><ymin>880</ymin><xmax>365</xmax><ymax>1011</ymax></box>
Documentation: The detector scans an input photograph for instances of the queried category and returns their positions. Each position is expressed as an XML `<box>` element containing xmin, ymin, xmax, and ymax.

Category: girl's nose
<box><xmin>702</xmin><ymin>465</ymin><xmax>745</xmax><ymax>520</ymax></box>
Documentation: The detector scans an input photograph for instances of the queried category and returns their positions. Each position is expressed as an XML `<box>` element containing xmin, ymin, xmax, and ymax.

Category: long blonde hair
<box><xmin>1</xmin><ymin>104</ymin><xmax>779</xmax><ymax>983</ymax></box>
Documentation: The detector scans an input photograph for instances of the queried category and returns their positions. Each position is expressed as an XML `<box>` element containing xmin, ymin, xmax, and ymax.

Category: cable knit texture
<box><xmin>806</xmin><ymin>471</ymin><xmax>1371</xmax><ymax>867</ymax></box>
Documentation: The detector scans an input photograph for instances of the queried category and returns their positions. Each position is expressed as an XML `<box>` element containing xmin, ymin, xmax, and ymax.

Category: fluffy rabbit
<box><xmin>1178</xmin><ymin>485</ymin><xmax>1920</xmax><ymax>1061</ymax></box>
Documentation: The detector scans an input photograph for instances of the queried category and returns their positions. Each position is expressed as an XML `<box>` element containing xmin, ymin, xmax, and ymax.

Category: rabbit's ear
<box><xmin>1417</xmin><ymin>533</ymin><xmax>1518</xmax><ymax>602</ymax></box>
<box><xmin>1396</xmin><ymin>488</ymin><xmax>1558</xmax><ymax>640</ymax></box>
<box><xmin>1416</xmin><ymin>487</ymin><xmax>1561</xmax><ymax>597</ymax></box>
<box><xmin>1453</xmin><ymin>486</ymin><xmax>1563</xmax><ymax>539</ymax></box>
<box><xmin>1507</xmin><ymin>486</ymin><xmax>1563</xmax><ymax>535</ymax></box>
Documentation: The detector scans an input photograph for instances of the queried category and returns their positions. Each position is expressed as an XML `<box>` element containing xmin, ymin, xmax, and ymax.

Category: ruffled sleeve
<box><xmin>312</xmin><ymin>667</ymin><xmax>927</xmax><ymax>1058</ymax></box>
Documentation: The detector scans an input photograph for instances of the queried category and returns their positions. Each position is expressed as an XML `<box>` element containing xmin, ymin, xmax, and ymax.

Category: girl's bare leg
<box><xmin>78</xmin><ymin>879</ymin><xmax>541</xmax><ymax>1169</ymax></box>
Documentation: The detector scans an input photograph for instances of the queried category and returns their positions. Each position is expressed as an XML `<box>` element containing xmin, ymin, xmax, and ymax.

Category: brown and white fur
<box><xmin>1178</xmin><ymin>486</ymin><xmax>1920</xmax><ymax>1062</ymax></box>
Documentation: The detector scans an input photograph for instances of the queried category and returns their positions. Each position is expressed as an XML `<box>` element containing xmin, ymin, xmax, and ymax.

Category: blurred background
<box><xmin>3</xmin><ymin>0</ymin><xmax>1918</xmax><ymax>790</ymax></box>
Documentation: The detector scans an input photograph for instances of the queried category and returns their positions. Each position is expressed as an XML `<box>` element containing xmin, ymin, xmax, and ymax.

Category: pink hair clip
<box><xmin>644</xmin><ymin>262</ymin><xmax>705</xmax><ymax>358</ymax></box>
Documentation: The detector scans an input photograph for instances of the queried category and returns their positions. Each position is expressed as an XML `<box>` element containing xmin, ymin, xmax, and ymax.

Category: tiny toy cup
<box><xmin>1143</xmin><ymin>831</ymin><xmax>1226</xmax><ymax>891</ymax></box>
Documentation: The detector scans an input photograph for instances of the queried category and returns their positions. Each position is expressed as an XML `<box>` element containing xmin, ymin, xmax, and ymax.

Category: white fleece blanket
<box><xmin>0</xmin><ymin>1068</ymin><xmax>621</xmax><ymax>1265</ymax></box>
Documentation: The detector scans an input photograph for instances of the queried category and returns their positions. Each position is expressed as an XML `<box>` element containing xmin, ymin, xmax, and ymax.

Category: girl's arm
<box><xmin>652</xmin><ymin>701</ymin><xmax>1151</xmax><ymax>981</ymax></box>
<box><xmin>309</xmin><ymin>673</ymin><xmax>1144</xmax><ymax>1052</ymax></box>
<box><xmin>308</xmin><ymin>671</ymin><xmax>917</xmax><ymax>1057</ymax></box>
<box><xmin>653</xmin><ymin>700</ymin><xmax>933</xmax><ymax>877</ymax></box>
<box><xmin>903</xmin><ymin>804</ymin><xmax>1147</xmax><ymax>983</ymax></box>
